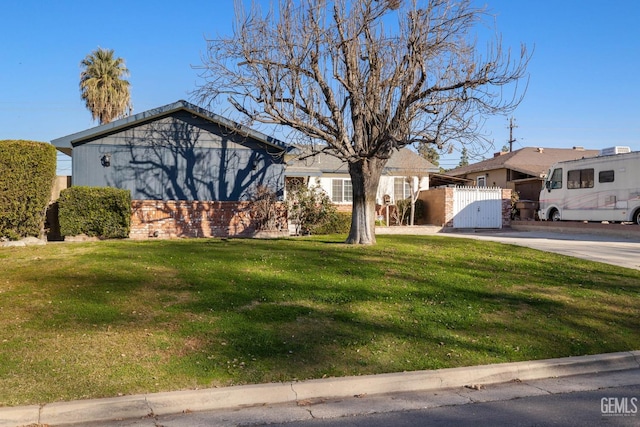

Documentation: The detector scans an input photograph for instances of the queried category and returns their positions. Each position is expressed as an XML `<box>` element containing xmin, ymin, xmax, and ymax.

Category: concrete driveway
<box><xmin>447</xmin><ymin>230</ymin><xmax>640</xmax><ymax>270</ymax></box>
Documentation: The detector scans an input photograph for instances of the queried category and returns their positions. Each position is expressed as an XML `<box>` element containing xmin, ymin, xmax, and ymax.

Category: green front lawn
<box><xmin>1</xmin><ymin>235</ymin><xmax>638</xmax><ymax>406</ymax></box>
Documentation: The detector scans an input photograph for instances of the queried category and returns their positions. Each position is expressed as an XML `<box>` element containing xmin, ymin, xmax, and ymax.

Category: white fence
<box><xmin>452</xmin><ymin>187</ymin><xmax>503</xmax><ymax>229</ymax></box>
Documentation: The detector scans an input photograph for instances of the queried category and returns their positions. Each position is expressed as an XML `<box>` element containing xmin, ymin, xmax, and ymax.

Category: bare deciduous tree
<box><xmin>196</xmin><ymin>0</ymin><xmax>529</xmax><ymax>244</ymax></box>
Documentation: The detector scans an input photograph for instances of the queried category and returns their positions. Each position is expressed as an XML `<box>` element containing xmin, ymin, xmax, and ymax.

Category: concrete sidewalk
<box><xmin>2</xmin><ymin>351</ymin><xmax>639</xmax><ymax>427</ymax></box>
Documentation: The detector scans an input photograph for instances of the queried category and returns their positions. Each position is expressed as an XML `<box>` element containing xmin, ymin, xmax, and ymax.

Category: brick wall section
<box><xmin>334</xmin><ymin>204</ymin><xmax>355</xmax><ymax>213</ymax></box>
<box><xmin>502</xmin><ymin>189</ymin><xmax>512</xmax><ymax>228</ymax></box>
<box><xmin>129</xmin><ymin>190</ymin><xmax>511</xmax><ymax>238</ymax></box>
<box><xmin>130</xmin><ymin>200</ymin><xmax>287</xmax><ymax>239</ymax></box>
<box><xmin>418</xmin><ymin>187</ymin><xmax>453</xmax><ymax>227</ymax></box>
<box><xmin>443</xmin><ymin>188</ymin><xmax>456</xmax><ymax>227</ymax></box>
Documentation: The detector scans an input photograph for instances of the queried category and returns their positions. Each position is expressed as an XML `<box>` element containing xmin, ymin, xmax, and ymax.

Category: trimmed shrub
<box><xmin>311</xmin><ymin>211</ymin><xmax>352</xmax><ymax>235</ymax></box>
<box><xmin>58</xmin><ymin>187</ymin><xmax>131</xmax><ymax>238</ymax></box>
<box><xmin>0</xmin><ymin>140</ymin><xmax>57</xmax><ymax>240</ymax></box>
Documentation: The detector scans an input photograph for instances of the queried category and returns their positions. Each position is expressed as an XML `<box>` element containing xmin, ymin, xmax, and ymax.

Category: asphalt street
<box><xmin>260</xmin><ymin>385</ymin><xmax>640</xmax><ymax>427</ymax></box>
<box><xmin>72</xmin><ymin>369</ymin><xmax>640</xmax><ymax>427</ymax></box>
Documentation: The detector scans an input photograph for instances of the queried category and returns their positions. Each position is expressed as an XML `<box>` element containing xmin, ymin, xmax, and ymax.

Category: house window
<box><xmin>599</xmin><ymin>170</ymin><xmax>615</xmax><ymax>183</ymax></box>
<box><xmin>567</xmin><ymin>168</ymin><xmax>594</xmax><ymax>189</ymax></box>
<box><xmin>476</xmin><ymin>176</ymin><xmax>486</xmax><ymax>187</ymax></box>
<box><xmin>393</xmin><ymin>177</ymin><xmax>411</xmax><ymax>201</ymax></box>
<box><xmin>331</xmin><ymin>179</ymin><xmax>352</xmax><ymax>203</ymax></box>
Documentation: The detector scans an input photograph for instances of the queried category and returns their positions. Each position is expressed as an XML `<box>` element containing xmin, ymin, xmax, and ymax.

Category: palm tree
<box><xmin>79</xmin><ymin>47</ymin><xmax>132</xmax><ymax>124</ymax></box>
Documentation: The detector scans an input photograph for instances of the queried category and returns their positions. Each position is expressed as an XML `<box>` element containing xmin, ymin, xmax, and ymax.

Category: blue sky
<box><xmin>2</xmin><ymin>1</ymin><xmax>639</xmax><ymax>173</ymax></box>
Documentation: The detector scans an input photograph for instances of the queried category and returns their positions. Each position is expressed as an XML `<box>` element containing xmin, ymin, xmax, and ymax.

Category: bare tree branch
<box><xmin>194</xmin><ymin>0</ymin><xmax>530</xmax><ymax>244</ymax></box>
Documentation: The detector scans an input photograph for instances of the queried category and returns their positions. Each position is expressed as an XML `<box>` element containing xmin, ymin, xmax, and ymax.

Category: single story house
<box><xmin>51</xmin><ymin>100</ymin><xmax>289</xmax><ymax>238</ymax></box>
<box><xmin>51</xmin><ymin>100</ymin><xmax>440</xmax><ymax>236</ymax></box>
<box><xmin>52</xmin><ymin>100</ymin><xmax>287</xmax><ymax>202</ymax></box>
<box><xmin>285</xmin><ymin>145</ymin><xmax>440</xmax><ymax>210</ymax></box>
<box><xmin>445</xmin><ymin>147</ymin><xmax>600</xmax><ymax>202</ymax></box>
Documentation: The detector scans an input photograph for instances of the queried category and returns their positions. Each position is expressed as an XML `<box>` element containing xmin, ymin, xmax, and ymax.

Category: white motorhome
<box><xmin>538</xmin><ymin>148</ymin><xmax>640</xmax><ymax>224</ymax></box>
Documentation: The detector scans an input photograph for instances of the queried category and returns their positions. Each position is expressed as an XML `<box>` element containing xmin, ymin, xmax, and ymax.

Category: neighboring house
<box><xmin>445</xmin><ymin>147</ymin><xmax>600</xmax><ymax>201</ymax></box>
<box><xmin>285</xmin><ymin>146</ymin><xmax>440</xmax><ymax>209</ymax></box>
<box><xmin>51</xmin><ymin>100</ymin><xmax>287</xmax><ymax>201</ymax></box>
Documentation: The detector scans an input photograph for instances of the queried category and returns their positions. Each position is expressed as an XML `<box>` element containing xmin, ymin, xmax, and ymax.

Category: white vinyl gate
<box><xmin>452</xmin><ymin>187</ymin><xmax>503</xmax><ymax>229</ymax></box>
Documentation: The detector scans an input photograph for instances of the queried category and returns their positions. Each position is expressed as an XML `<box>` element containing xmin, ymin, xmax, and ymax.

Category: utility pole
<box><xmin>508</xmin><ymin>117</ymin><xmax>517</xmax><ymax>152</ymax></box>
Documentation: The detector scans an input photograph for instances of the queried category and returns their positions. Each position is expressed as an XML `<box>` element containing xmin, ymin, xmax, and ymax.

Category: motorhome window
<box><xmin>549</xmin><ymin>168</ymin><xmax>562</xmax><ymax>189</ymax></box>
<box><xmin>599</xmin><ymin>170</ymin><xmax>615</xmax><ymax>183</ymax></box>
<box><xmin>567</xmin><ymin>168</ymin><xmax>594</xmax><ymax>189</ymax></box>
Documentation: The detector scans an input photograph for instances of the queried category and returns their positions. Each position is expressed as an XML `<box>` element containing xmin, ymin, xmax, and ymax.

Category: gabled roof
<box><xmin>446</xmin><ymin>147</ymin><xmax>601</xmax><ymax>178</ymax></box>
<box><xmin>51</xmin><ymin>100</ymin><xmax>287</xmax><ymax>156</ymax></box>
<box><xmin>285</xmin><ymin>145</ymin><xmax>439</xmax><ymax>177</ymax></box>
<box><xmin>384</xmin><ymin>148</ymin><xmax>441</xmax><ymax>175</ymax></box>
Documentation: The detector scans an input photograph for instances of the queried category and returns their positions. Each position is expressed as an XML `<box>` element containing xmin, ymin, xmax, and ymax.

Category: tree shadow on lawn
<box><xmin>7</xmin><ymin>238</ymin><xmax>640</xmax><ymax>393</ymax></box>
<box><xmin>172</xmin><ymin>279</ymin><xmax>639</xmax><ymax>387</ymax></box>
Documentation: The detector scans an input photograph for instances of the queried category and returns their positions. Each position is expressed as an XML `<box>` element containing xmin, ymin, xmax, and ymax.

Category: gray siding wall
<box><xmin>72</xmin><ymin>112</ymin><xmax>285</xmax><ymax>201</ymax></box>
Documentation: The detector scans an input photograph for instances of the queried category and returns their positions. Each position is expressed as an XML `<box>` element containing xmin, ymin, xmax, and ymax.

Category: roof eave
<box><xmin>447</xmin><ymin>166</ymin><xmax>491</xmax><ymax>176</ymax></box>
<box><xmin>507</xmin><ymin>166</ymin><xmax>545</xmax><ymax>178</ymax></box>
<box><xmin>50</xmin><ymin>100</ymin><xmax>287</xmax><ymax>152</ymax></box>
<box><xmin>384</xmin><ymin>166</ymin><xmax>441</xmax><ymax>174</ymax></box>
<box><xmin>51</xmin><ymin>101</ymin><xmax>186</xmax><ymax>150</ymax></box>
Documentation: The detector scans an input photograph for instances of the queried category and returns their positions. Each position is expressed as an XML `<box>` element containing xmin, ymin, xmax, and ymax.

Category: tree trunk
<box><xmin>409</xmin><ymin>177</ymin><xmax>417</xmax><ymax>226</ymax></box>
<box><xmin>410</xmin><ymin>198</ymin><xmax>416</xmax><ymax>226</ymax></box>
<box><xmin>346</xmin><ymin>158</ymin><xmax>386</xmax><ymax>245</ymax></box>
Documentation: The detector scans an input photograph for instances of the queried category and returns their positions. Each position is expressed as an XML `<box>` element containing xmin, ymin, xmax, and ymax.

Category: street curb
<box><xmin>2</xmin><ymin>351</ymin><xmax>639</xmax><ymax>427</ymax></box>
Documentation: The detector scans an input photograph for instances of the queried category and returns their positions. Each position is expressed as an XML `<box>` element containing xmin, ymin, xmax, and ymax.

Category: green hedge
<box><xmin>58</xmin><ymin>187</ymin><xmax>131</xmax><ymax>239</ymax></box>
<box><xmin>311</xmin><ymin>211</ymin><xmax>352</xmax><ymax>235</ymax></box>
<box><xmin>0</xmin><ymin>140</ymin><xmax>57</xmax><ymax>240</ymax></box>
